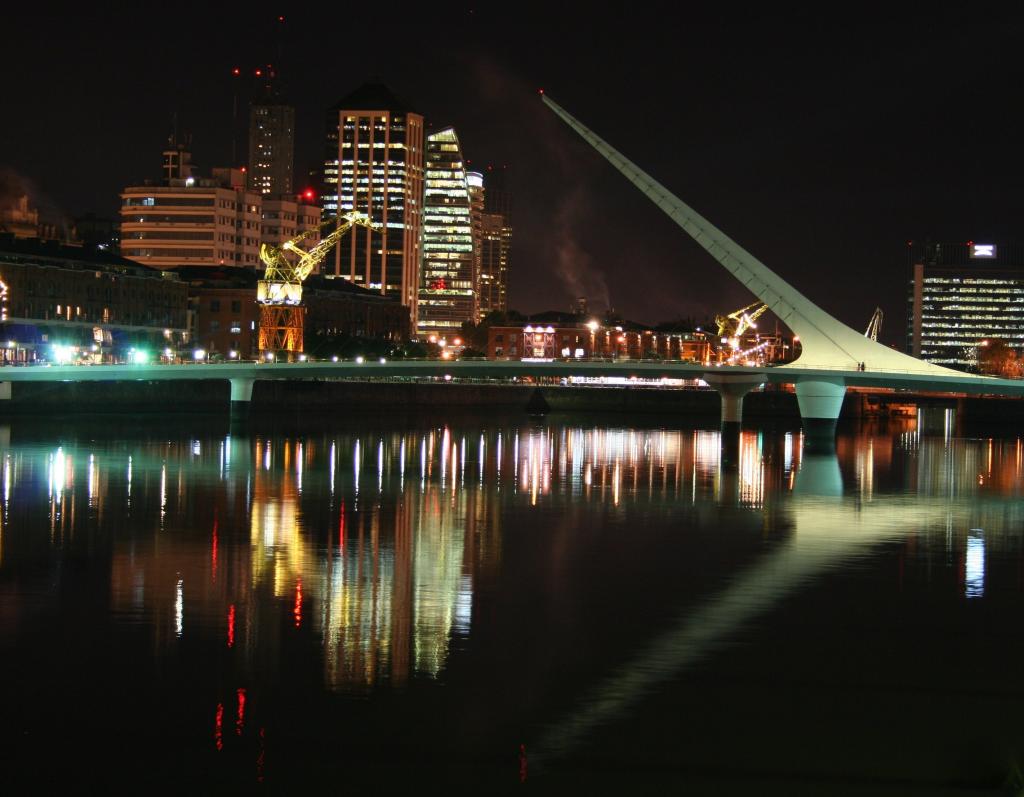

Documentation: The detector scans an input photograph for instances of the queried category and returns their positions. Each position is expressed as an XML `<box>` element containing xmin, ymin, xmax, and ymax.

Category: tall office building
<box><xmin>907</xmin><ymin>241</ymin><xmax>1024</xmax><ymax>368</ymax></box>
<box><xmin>323</xmin><ymin>82</ymin><xmax>424</xmax><ymax>326</ymax></box>
<box><xmin>477</xmin><ymin>166</ymin><xmax>511</xmax><ymax>320</ymax></box>
<box><xmin>418</xmin><ymin>128</ymin><xmax>476</xmax><ymax>339</ymax></box>
<box><xmin>248</xmin><ymin>71</ymin><xmax>295</xmax><ymax>196</ymax></box>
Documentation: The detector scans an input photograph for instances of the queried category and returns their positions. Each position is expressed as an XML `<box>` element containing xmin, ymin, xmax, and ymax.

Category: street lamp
<box><xmin>587</xmin><ymin>320</ymin><xmax>599</xmax><ymax>357</ymax></box>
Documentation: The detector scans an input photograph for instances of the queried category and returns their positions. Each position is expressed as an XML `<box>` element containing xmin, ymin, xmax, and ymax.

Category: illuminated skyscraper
<box><xmin>323</xmin><ymin>83</ymin><xmax>424</xmax><ymax>326</ymax></box>
<box><xmin>418</xmin><ymin>128</ymin><xmax>476</xmax><ymax>338</ymax></box>
<box><xmin>247</xmin><ymin>70</ymin><xmax>294</xmax><ymax>196</ymax></box>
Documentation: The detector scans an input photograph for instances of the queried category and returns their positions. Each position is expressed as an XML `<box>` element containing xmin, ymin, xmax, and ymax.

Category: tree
<box><xmin>459</xmin><ymin>310</ymin><xmax>524</xmax><ymax>352</ymax></box>
<box><xmin>977</xmin><ymin>339</ymin><xmax>1024</xmax><ymax>378</ymax></box>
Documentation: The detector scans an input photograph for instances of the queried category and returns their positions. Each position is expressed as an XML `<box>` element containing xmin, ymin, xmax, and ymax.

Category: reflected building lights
<box><xmin>966</xmin><ymin>529</ymin><xmax>985</xmax><ymax>598</ymax></box>
<box><xmin>353</xmin><ymin>440</ymin><xmax>361</xmax><ymax>497</ymax></box>
<box><xmin>87</xmin><ymin>453</ymin><xmax>96</xmax><ymax>507</ymax></box>
<box><xmin>175</xmin><ymin>578</ymin><xmax>183</xmax><ymax>637</ymax></box>
<box><xmin>159</xmin><ymin>463</ymin><xmax>167</xmax><ymax>522</ymax></box>
<box><xmin>329</xmin><ymin>441</ymin><xmax>336</xmax><ymax>495</ymax></box>
<box><xmin>738</xmin><ymin>432</ymin><xmax>764</xmax><ymax>507</ymax></box>
<box><xmin>11</xmin><ymin>422</ymin><xmax>1024</xmax><ymax>707</ymax></box>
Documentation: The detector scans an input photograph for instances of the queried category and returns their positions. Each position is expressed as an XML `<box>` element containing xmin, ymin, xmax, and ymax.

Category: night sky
<box><xmin>6</xmin><ymin>8</ymin><xmax>1024</xmax><ymax>344</ymax></box>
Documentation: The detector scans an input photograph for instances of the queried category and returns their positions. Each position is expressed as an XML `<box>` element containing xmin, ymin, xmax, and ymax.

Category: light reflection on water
<box><xmin>2</xmin><ymin>417</ymin><xmax>1024</xmax><ymax>788</ymax></box>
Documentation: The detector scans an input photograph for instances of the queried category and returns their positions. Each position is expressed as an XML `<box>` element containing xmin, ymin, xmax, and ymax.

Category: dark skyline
<box><xmin>5</xmin><ymin>8</ymin><xmax>1024</xmax><ymax>343</ymax></box>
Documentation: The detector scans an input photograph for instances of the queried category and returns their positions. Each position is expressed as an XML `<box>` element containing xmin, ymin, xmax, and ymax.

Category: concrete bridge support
<box><xmin>0</xmin><ymin>382</ymin><xmax>10</xmax><ymax>401</ymax></box>
<box><xmin>229</xmin><ymin>378</ymin><xmax>255</xmax><ymax>410</ymax></box>
<box><xmin>703</xmin><ymin>372</ymin><xmax>765</xmax><ymax>467</ymax></box>
<box><xmin>795</xmin><ymin>378</ymin><xmax>846</xmax><ymax>452</ymax></box>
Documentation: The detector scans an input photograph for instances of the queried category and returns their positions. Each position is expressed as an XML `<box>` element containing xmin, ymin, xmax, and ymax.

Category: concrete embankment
<box><xmin>0</xmin><ymin>379</ymin><xmax>796</xmax><ymax>418</ymax></box>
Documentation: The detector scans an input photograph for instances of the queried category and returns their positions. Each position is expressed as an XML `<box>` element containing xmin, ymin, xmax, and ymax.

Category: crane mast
<box><xmin>257</xmin><ymin>211</ymin><xmax>380</xmax><ymax>356</ymax></box>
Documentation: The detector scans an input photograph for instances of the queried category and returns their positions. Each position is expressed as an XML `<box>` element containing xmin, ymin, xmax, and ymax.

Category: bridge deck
<box><xmin>0</xmin><ymin>360</ymin><xmax>1021</xmax><ymax>399</ymax></box>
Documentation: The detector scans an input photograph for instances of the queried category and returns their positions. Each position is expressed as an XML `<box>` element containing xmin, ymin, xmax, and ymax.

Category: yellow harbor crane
<box><xmin>257</xmin><ymin>211</ymin><xmax>380</xmax><ymax>355</ymax></box>
<box><xmin>715</xmin><ymin>301</ymin><xmax>769</xmax><ymax>347</ymax></box>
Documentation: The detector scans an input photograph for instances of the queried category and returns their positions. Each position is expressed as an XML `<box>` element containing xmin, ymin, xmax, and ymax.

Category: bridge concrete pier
<box><xmin>0</xmin><ymin>382</ymin><xmax>10</xmax><ymax>401</ymax></box>
<box><xmin>795</xmin><ymin>378</ymin><xmax>846</xmax><ymax>452</ymax></box>
<box><xmin>229</xmin><ymin>378</ymin><xmax>255</xmax><ymax>411</ymax></box>
<box><xmin>703</xmin><ymin>372</ymin><xmax>765</xmax><ymax>467</ymax></box>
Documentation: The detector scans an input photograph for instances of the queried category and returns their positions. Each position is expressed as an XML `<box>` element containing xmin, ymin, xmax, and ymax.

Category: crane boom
<box><xmin>256</xmin><ymin>211</ymin><xmax>382</xmax><ymax>356</ymax></box>
<box><xmin>715</xmin><ymin>301</ymin><xmax>768</xmax><ymax>339</ymax></box>
<box><xmin>258</xmin><ymin>211</ymin><xmax>380</xmax><ymax>304</ymax></box>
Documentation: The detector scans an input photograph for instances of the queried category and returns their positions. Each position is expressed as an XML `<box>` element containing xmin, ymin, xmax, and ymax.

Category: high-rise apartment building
<box><xmin>477</xmin><ymin>166</ymin><xmax>511</xmax><ymax>320</ymax></box>
<box><xmin>468</xmin><ymin>171</ymin><xmax>485</xmax><ymax>321</ymax></box>
<box><xmin>907</xmin><ymin>241</ymin><xmax>1024</xmax><ymax>368</ymax></box>
<box><xmin>323</xmin><ymin>83</ymin><xmax>424</xmax><ymax>326</ymax></box>
<box><xmin>418</xmin><ymin>128</ymin><xmax>476</xmax><ymax>338</ymax></box>
<box><xmin>121</xmin><ymin>143</ymin><xmax>318</xmax><ymax>271</ymax></box>
<box><xmin>478</xmin><ymin>211</ymin><xmax>510</xmax><ymax>319</ymax></box>
<box><xmin>248</xmin><ymin>71</ymin><xmax>295</xmax><ymax>196</ymax></box>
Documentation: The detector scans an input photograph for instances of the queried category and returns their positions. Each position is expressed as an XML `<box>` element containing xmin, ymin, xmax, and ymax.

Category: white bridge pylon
<box><xmin>542</xmin><ymin>95</ymin><xmax>966</xmax><ymax>378</ymax></box>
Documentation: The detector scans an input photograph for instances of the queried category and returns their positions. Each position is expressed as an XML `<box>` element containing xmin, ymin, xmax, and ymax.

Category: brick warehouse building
<box><xmin>487</xmin><ymin>313</ymin><xmax>711</xmax><ymax>362</ymax></box>
<box><xmin>0</xmin><ymin>234</ymin><xmax>188</xmax><ymax>362</ymax></box>
<box><xmin>177</xmin><ymin>266</ymin><xmax>410</xmax><ymax>357</ymax></box>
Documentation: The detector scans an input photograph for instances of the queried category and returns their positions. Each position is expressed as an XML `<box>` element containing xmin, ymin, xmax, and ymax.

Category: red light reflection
<box><xmin>215</xmin><ymin>703</ymin><xmax>224</xmax><ymax>751</ymax></box>
<box><xmin>236</xmin><ymin>688</ymin><xmax>246</xmax><ymax>735</ymax></box>
<box><xmin>211</xmin><ymin>518</ymin><xmax>218</xmax><ymax>582</ymax></box>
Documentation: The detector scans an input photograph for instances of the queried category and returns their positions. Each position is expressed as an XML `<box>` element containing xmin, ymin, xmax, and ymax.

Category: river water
<box><xmin>1</xmin><ymin>412</ymin><xmax>1023</xmax><ymax>793</ymax></box>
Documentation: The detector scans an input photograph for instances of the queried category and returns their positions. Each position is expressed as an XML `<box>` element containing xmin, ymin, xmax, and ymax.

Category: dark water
<box><xmin>2</xmin><ymin>412</ymin><xmax>1024</xmax><ymax>794</ymax></box>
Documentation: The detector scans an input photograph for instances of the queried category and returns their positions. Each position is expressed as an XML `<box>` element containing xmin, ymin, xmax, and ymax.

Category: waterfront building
<box><xmin>322</xmin><ymin>82</ymin><xmax>424</xmax><ymax>327</ymax></box>
<box><xmin>418</xmin><ymin>128</ymin><xmax>476</xmax><ymax>339</ymax></box>
<box><xmin>487</xmin><ymin>313</ymin><xmax>711</xmax><ymax>362</ymax></box>
<box><xmin>907</xmin><ymin>241</ymin><xmax>1024</xmax><ymax>368</ymax></box>
<box><xmin>248</xmin><ymin>70</ymin><xmax>295</xmax><ymax>196</ymax></box>
<box><xmin>0</xmin><ymin>233</ymin><xmax>188</xmax><ymax>362</ymax></box>
<box><xmin>121</xmin><ymin>142</ymin><xmax>319</xmax><ymax>271</ymax></box>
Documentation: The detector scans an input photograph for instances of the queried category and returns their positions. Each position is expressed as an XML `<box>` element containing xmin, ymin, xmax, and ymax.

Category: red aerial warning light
<box><xmin>255</xmin><ymin>69</ymin><xmax>263</xmax><ymax>77</ymax></box>
<box><xmin>303</xmin><ymin>189</ymin><xmax>315</xmax><ymax>201</ymax></box>
<box><xmin>232</xmin><ymin>67</ymin><xmax>241</xmax><ymax>76</ymax></box>
<box><xmin>278</xmin><ymin>15</ymin><xmax>285</xmax><ymax>22</ymax></box>
<box><xmin>538</xmin><ymin>88</ymin><xmax>544</xmax><ymax>95</ymax></box>
<box><xmin>241</xmin><ymin>167</ymin><xmax>247</xmax><ymax>172</ymax></box>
